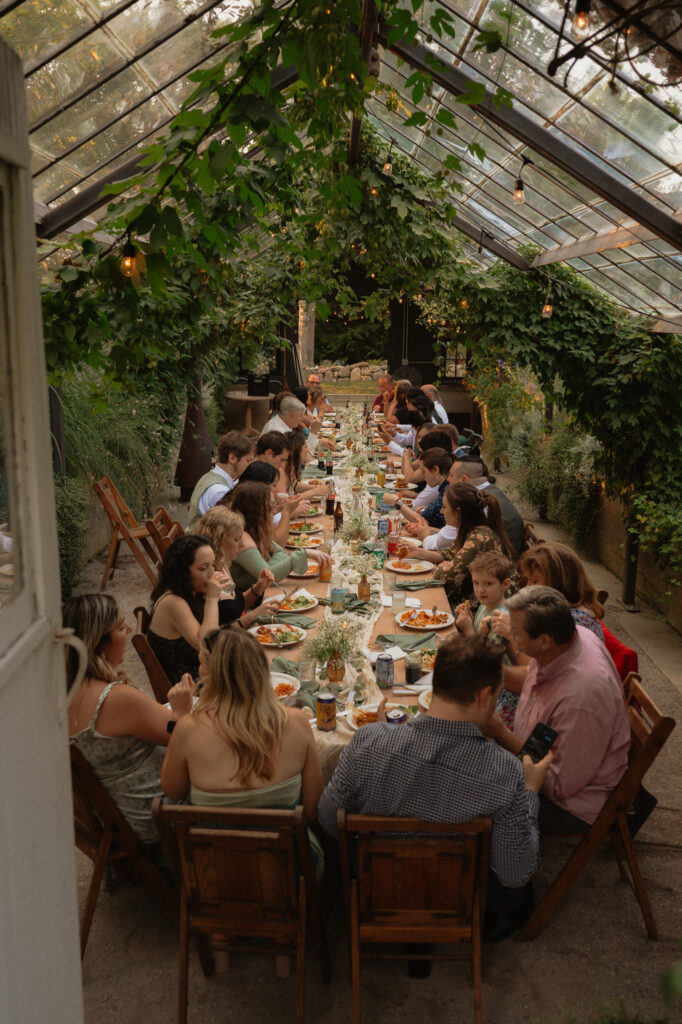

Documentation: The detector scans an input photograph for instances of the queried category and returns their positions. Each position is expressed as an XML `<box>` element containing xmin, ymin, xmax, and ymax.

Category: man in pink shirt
<box><xmin>487</xmin><ymin>586</ymin><xmax>630</xmax><ymax>834</ymax></box>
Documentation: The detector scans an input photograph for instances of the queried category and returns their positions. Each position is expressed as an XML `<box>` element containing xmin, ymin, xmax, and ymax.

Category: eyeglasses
<box><xmin>202</xmin><ymin>627</ymin><xmax>224</xmax><ymax>654</ymax></box>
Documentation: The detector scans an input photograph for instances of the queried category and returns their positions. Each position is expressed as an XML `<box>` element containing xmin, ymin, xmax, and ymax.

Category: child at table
<box><xmin>454</xmin><ymin>551</ymin><xmax>518</xmax><ymax>727</ymax></box>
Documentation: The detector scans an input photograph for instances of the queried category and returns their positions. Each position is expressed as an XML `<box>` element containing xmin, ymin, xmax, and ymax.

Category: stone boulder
<box><xmin>350</xmin><ymin>367</ymin><xmax>362</xmax><ymax>381</ymax></box>
<box><xmin>337</xmin><ymin>365</ymin><xmax>351</xmax><ymax>378</ymax></box>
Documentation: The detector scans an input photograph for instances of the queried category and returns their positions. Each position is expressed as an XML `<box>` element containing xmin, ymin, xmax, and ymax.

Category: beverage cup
<box><xmin>318</xmin><ymin>559</ymin><xmax>333</xmax><ymax>583</ymax></box>
<box><xmin>405</xmin><ymin>651</ymin><xmax>423</xmax><ymax>685</ymax></box>
<box><xmin>382</xmin><ymin>570</ymin><xmax>395</xmax><ymax>596</ymax></box>
<box><xmin>392</xmin><ymin>590</ymin><xmax>407</xmax><ymax>616</ymax></box>
<box><xmin>299</xmin><ymin>658</ymin><xmax>316</xmax><ymax>687</ymax></box>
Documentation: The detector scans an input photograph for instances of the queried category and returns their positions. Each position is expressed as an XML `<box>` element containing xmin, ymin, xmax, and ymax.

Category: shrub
<box><xmin>54</xmin><ymin>476</ymin><xmax>89</xmax><ymax>599</ymax></box>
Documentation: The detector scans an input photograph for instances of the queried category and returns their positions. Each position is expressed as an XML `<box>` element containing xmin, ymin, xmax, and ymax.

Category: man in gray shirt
<box><xmin>318</xmin><ymin>634</ymin><xmax>551</xmax><ymax>941</ymax></box>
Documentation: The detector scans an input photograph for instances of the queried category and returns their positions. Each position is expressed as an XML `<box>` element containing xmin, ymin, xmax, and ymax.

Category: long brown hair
<box><xmin>519</xmin><ymin>542</ymin><xmax>604</xmax><ymax>619</ymax></box>
<box><xmin>62</xmin><ymin>594</ymin><xmax>131</xmax><ymax>691</ymax></box>
<box><xmin>443</xmin><ymin>482</ymin><xmax>514</xmax><ymax>559</ymax></box>
<box><xmin>195</xmin><ymin>629</ymin><xmax>286</xmax><ymax>785</ymax></box>
<box><xmin>229</xmin><ymin>481</ymin><xmax>274</xmax><ymax>559</ymax></box>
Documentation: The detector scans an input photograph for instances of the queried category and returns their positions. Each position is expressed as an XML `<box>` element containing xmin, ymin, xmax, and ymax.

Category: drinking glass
<box><xmin>299</xmin><ymin>658</ymin><xmax>316</xmax><ymax>686</ymax></box>
<box><xmin>391</xmin><ymin>590</ymin><xmax>407</xmax><ymax>616</ymax></box>
<box><xmin>405</xmin><ymin>651</ymin><xmax>423</xmax><ymax>685</ymax></box>
<box><xmin>382</xmin><ymin>570</ymin><xmax>395</xmax><ymax>596</ymax></box>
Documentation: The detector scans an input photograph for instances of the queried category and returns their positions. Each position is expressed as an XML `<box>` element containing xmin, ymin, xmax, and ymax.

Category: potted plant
<box><xmin>303</xmin><ymin>618</ymin><xmax>362</xmax><ymax>684</ymax></box>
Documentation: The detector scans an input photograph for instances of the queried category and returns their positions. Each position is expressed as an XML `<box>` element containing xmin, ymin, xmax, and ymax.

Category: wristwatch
<box><xmin>395</xmin><ymin>499</ymin><xmax>403</xmax><ymax>510</ymax></box>
<box><xmin>166</xmin><ymin>719</ymin><xmax>176</xmax><ymax>735</ymax></box>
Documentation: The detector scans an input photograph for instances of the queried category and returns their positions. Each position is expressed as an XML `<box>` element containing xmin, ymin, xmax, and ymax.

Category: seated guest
<box><xmin>372</xmin><ymin>373</ymin><xmax>394</xmax><ymax>413</ymax></box>
<box><xmin>187</xmin><ymin>431</ymin><xmax>255</xmax><ymax>529</ymax></box>
<box><xmin>261</xmin><ymin>393</ymin><xmax>334</xmax><ymax>453</ymax></box>
<box><xmin>230</xmin><ymin>459</ymin><xmax>311</xmax><ymax>546</ymax></box>
<box><xmin>281</xmin><ymin>431</ymin><xmax>328</xmax><ymax>499</ymax></box>
<box><xmin>419</xmin><ymin>428</ymin><xmax>455</xmax><ymax>454</ymax></box>
<box><xmin>161</xmin><ymin>628</ymin><xmax>324</xmax><ymax>875</ymax></box>
<box><xmin>518</xmin><ymin>542</ymin><xmax>604</xmax><ymax>640</ymax></box>
<box><xmin>229</xmin><ymin>481</ymin><xmax>331</xmax><ymax>590</ymax></box>
<box><xmin>64</xmin><ymin>594</ymin><xmax>193</xmax><ymax>843</ymax></box>
<box><xmin>193</xmin><ymin>506</ymin><xmax>281</xmax><ymax>625</ymax></box>
<box><xmin>318</xmin><ymin>633</ymin><xmax>551</xmax><ymax>939</ymax></box>
<box><xmin>256</xmin><ymin>430</ymin><xmax>291</xmax><ymax>469</ymax></box>
<box><xmin>148</xmin><ymin>535</ymin><xmax>243</xmax><ymax>683</ymax></box>
<box><xmin>488</xmin><ymin>587</ymin><xmax>630</xmax><ymax>834</ymax></box>
<box><xmin>406</xmin><ymin>386</ymin><xmax>436</xmax><ymax>424</ymax></box>
<box><xmin>307</xmin><ymin>386</ymin><xmax>327</xmax><ymax>422</ymax></box>
<box><xmin>306</xmin><ymin>376</ymin><xmax>334</xmax><ymax>414</ymax></box>
<box><xmin>383</xmin><ymin>449</ymin><xmax>453</xmax><ymax>538</ymax></box>
<box><xmin>422</xmin><ymin>383</ymin><xmax>448</xmax><ymax>424</ymax></box>
<box><xmin>382</xmin><ymin>409</ymin><xmax>425</xmax><ymax>456</ymax></box>
<box><xmin>451</xmin><ymin>457</ymin><xmax>525</xmax><ymax>559</ymax></box>
<box><xmin>384</xmin><ymin>379</ymin><xmax>412</xmax><ymax>424</ymax></box>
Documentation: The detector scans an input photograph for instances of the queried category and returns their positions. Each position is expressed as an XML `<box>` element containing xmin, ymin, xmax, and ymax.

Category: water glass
<box><xmin>382</xmin><ymin>570</ymin><xmax>395</xmax><ymax>596</ymax></box>
<box><xmin>391</xmin><ymin>590</ymin><xmax>407</xmax><ymax>616</ymax></box>
<box><xmin>299</xmin><ymin>658</ymin><xmax>316</xmax><ymax>686</ymax></box>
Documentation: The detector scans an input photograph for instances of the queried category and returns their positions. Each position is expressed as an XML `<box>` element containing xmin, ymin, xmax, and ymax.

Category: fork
<box><xmin>271</xmin><ymin>580</ymin><xmax>294</xmax><ymax>600</ymax></box>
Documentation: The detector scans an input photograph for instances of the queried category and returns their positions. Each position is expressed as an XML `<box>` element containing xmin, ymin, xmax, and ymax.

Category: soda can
<box><xmin>377</xmin><ymin>517</ymin><xmax>390</xmax><ymax>537</ymax></box>
<box><xmin>376</xmin><ymin>652</ymin><xmax>394</xmax><ymax>689</ymax></box>
<box><xmin>316</xmin><ymin>692</ymin><xmax>337</xmax><ymax>731</ymax></box>
<box><xmin>375</xmin><ymin>490</ymin><xmax>384</xmax><ymax>510</ymax></box>
<box><xmin>386</xmin><ymin>708</ymin><xmax>408</xmax><ymax>726</ymax></box>
<box><xmin>372</xmin><ymin>546</ymin><xmax>385</xmax><ymax>570</ymax></box>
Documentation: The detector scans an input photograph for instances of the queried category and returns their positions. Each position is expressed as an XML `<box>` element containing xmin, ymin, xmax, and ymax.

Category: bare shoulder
<box><xmin>285</xmin><ymin>707</ymin><xmax>314</xmax><ymax>735</ymax></box>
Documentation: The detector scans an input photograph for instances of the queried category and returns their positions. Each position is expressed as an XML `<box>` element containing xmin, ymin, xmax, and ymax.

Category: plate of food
<box><xmin>304</xmin><ymin>506</ymin><xmax>323</xmax><ymax>517</ymax></box>
<box><xmin>277</xmin><ymin>590</ymin><xmax>318</xmax><ymax>612</ymax></box>
<box><xmin>348</xmin><ymin>702</ymin><xmax>418</xmax><ymax>730</ymax></box>
<box><xmin>288</xmin><ymin>562</ymin><xmax>320</xmax><ymax>578</ymax></box>
<box><xmin>270</xmin><ymin>672</ymin><xmax>301</xmax><ymax>705</ymax></box>
<box><xmin>286</xmin><ymin>535</ymin><xmax>324</xmax><ymax>548</ymax></box>
<box><xmin>250</xmin><ymin>624</ymin><xmax>306</xmax><ymax>647</ymax></box>
<box><xmin>418</xmin><ymin>689</ymin><xmax>433</xmax><ymax>711</ymax></box>
<box><xmin>421</xmin><ymin>650</ymin><xmax>437</xmax><ymax>673</ymax></box>
<box><xmin>288</xmin><ymin>521</ymin><xmax>323</xmax><ymax>535</ymax></box>
<box><xmin>385</xmin><ymin>558</ymin><xmax>432</xmax><ymax>574</ymax></box>
<box><xmin>397</xmin><ymin>609</ymin><xmax>454</xmax><ymax>630</ymax></box>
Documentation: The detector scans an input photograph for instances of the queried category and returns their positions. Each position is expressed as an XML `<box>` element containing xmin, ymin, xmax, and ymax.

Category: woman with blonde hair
<box><xmin>64</xmin><ymin>594</ymin><xmax>192</xmax><ymax>843</ymax></box>
<box><xmin>161</xmin><ymin>628</ymin><xmax>324</xmax><ymax>872</ymax></box>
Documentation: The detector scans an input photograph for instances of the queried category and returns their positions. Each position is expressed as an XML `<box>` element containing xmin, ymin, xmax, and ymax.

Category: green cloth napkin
<box><xmin>396</xmin><ymin>579</ymin><xmax>446</xmax><ymax>591</ymax></box>
<box><xmin>253</xmin><ymin>612</ymin><xmax>317</xmax><ymax>628</ymax></box>
<box><xmin>318</xmin><ymin>595</ymin><xmax>371</xmax><ymax>614</ymax></box>
<box><xmin>302</xmin><ymin>465</ymin><xmax>329</xmax><ymax>479</ymax></box>
<box><xmin>374</xmin><ymin>632</ymin><xmax>437</xmax><ymax>651</ymax></box>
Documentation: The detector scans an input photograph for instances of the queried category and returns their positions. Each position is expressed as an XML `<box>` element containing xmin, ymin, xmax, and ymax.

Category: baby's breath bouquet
<box><xmin>303</xmin><ymin>618</ymin><xmax>362</xmax><ymax>664</ymax></box>
<box><xmin>340</xmin><ymin>509</ymin><xmax>374</xmax><ymax>544</ymax></box>
<box><xmin>348</xmin><ymin>451</ymin><xmax>372</xmax><ymax>473</ymax></box>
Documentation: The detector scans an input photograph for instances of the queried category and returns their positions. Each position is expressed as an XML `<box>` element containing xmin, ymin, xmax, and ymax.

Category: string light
<box><xmin>383</xmin><ymin>137</ymin><xmax>395</xmax><ymax>175</ymax></box>
<box><xmin>460</xmin><ymin>298</ymin><xmax>469</xmax><ymax>309</ymax></box>
<box><xmin>513</xmin><ymin>155</ymin><xmax>534</xmax><ymax>206</ymax></box>
<box><xmin>120</xmin><ymin>233</ymin><xmax>137</xmax><ymax>277</ymax></box>
<box><xmin>369</xmin><ymin>187</ymin><xmax>378</xmax><ymax>197</ymax></box>
<box><xmin>571</xmin><ymin>0</ymin><xmax>591</xmax><ymax>42</ymax></box>
<box><xmin>541</xmin><ymin>289</ymin><xmax>554</xmax><ymax>319</ymax></box>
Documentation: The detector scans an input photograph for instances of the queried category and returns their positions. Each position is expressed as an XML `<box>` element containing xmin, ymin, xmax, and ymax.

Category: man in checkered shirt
<box><xmin>318</xmin><ymin>634</ymin><xmax>552</xmax><ymax>940</ymax></box>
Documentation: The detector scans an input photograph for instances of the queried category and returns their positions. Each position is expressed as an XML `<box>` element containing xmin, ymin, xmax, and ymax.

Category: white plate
<box><xmin>277</xmin><ymin>592</ymin><xmax>319</xmax><ymax>613</ymax></box>
<box><xmin>347</xmin><ymin>701</ymin><xmax>418</xmax><ymax>730</ymax></box>
<box><xmin>270</xmin><ymin>672</ymin><xmax>301</xmax><ymax>705</ymax></box>
<box><xmin>396</xmin><ymin>610</ymin><xmax>454</xmax><ymax>630</ymax></box>
<box><xmin>288</xmin><ymin>563</ymin><xmax>320</xmax><ymax>578</ymax></box>
<box><xmin>303</xmin><ymin>508</ymin><xmax>323</xmax><ymax>517</ymax></box>
<box><xmin>418</xmin><ymin>689</ymin><xmax>433</xmax><ymax>711</ymax></box>
<box><xmin>249</xmin><ymin>624</ymin><xmax>306</xmax><ymax>647</ymax></box>
<box><xmin>0</xmin><ymin>564</ymin><xmax>14</xmax><ymax>577</ymax></box>
<box><xmin>385</xmin><ymin>558</ymin><xmax>432</xmax><ymax>574</ymax></box>
<box><xmin>288</xmin><ymin>522</ymin><xmax>323</xmax><ymax>535</ymax></box>
<box><xmin>286</xmin><ymin>536</ymin><xmax>323</xmax><ymax>548</ymax></box>
<box><xmin>395</xmin><ymin>535</ymin><xmax>422</xmax><ymax>547</ymax></box>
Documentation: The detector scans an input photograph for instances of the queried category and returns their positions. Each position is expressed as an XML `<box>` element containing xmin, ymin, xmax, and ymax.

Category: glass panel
<box><xmin>25</xmin><ymin>30</ymin><xmax>125</xmax><ymax>126</ymax></box>
<box><xmin>106</xmin><ymin>0</ymin><xmax>210</xmax><ymax>55</ymax></box>
<box><xmin>637</xmin><ymin>172</ymin><xmax>682</xmax><ymax>212</ymax></box>
<box><xmin>582</xmin><ymin>77</ymin><xmax>682</xmax><ymax>168</ymax></box>
<box><xmin>33</xmin><ymin>161</ymin><xmax>81</xmax><ymax>206</ymax></box>
<box><xmin>578</xmin><ymin>268</ymin><xmax>646</xmax><ymax>310</ymax></box>
<box><xmin>555</xmin><ymin>104</ymin><xmax>670</xmax><ymax>182</ymax></box>
<box><xmin>0</xmin><ymin>0</ymin><xmax>91</xmax><ymax>65</ymax></box>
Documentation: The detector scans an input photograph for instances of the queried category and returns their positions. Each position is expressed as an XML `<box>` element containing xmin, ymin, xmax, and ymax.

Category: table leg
<box><xmin>244</xmin><ymin>404</ymin><xmax>252</xmax><ymax>429</ymax></box>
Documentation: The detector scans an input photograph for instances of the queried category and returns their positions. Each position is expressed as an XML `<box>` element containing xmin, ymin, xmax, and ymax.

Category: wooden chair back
<box><xmin>523</xmin><ymin>673</ymin><xmax>675</xmax><ymax>941</ymax></box>
<box><xmin>70</xmin><ymin>744</ymin><xmax>175</xmax><ymax>958</ymax></box>
<box><xmin>146</xmin><ymin>507</ymin><xmax>184</xmax><ymax>560</ymax></box>
<box><xmin>131</xmin><ymin>605</ymin><xmax>172</xmax><ymax>704</ymax></box>
<box><xmin>93</xmin><ymin>474</ymin><xmax>159</xmax><ymax>587</ymax></box>
<box><xmin>152</xmin><ymin>801</ymin><xmax>330</xmax><ymax>1024</ymax></box>
<box><xmin>338</xmin><ymin>812</ymin><xmax>491</xmax><ymax>1024</ymax></box>
<box><xmin>524</xmin><ymin>521</ymin><xmax>540</xmax><ymax>547</ymax></box>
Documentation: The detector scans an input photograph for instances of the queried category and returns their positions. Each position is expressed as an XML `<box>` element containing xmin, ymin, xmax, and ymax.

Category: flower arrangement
<box><xmin>353</xmin><ymin>553</ymin><xmax>376</xmax><ymax>579</ymax></box>
<box><xmin>348</xmin><ymin>451</ymin><xmax>372</xmax><ymax>473</ymax></box>
<box><xmin>340</xmin><ymin>509</ymin><xmax>374</xmax><ymax>544</ymax></box>
<box><xmin>303</xmin><ymin>617</ymin><xmax>362</xmax><ymax>664</ymax></box>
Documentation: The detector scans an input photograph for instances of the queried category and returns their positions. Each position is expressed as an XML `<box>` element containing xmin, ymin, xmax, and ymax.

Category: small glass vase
<box><xmin>326</xmin><ymin>649</ymin><xmax>345</xmax><ymax>684</ymax></box>
<box><xmin>357</xmin><ymin>575</ymin><xmax>371</xmax><ymax>602</ymax></box>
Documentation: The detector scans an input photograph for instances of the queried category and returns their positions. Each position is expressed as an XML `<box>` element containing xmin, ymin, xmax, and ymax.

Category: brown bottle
<box><xmin>325</xmin><ymin>483</ymin><xmax>336</xmax><ymax>516</ymax></box>
<box><xmin>333</xmin><ymin>500</ymin><xmax>344</xmax><ymax>533</ymax></box>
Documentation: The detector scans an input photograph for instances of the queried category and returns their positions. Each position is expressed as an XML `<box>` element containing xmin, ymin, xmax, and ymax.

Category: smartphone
<box><xmin>519</xmin><ymin>722</ymin><xmax>557</xmax><ymax>763</ymax></box>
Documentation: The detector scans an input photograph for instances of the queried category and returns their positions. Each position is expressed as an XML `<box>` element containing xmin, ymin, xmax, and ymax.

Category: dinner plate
<box><xmin>288</xmin><ymin>521</ymin><xmax>323</xmax><ymax>535</ymax></box>
<box><xmin>0</xmin><ymin>564</ymin><xmax>14</xmax><ymax>577</ymax></box>
<box><xmin>303</xmin><ymin>507</ymin><xmax>323</xmax><ymax>517</ymax></box>
<box><xmin>347</xmin><ymin>701</ymin><xmax>418</xmax><ymax>730</ymax></box>
<box><xmin>418</xmin><ymin>689</ymin><xmax>433</xmax><ymax>711</ymax></box>
<box><xmin>286</xmin><ymin>535</ymin><xmax>323</xmax><ymax>548</ymax></box>
<box><xmin>270</xmin><ymin>672</ymin><xmax>301</xmax><ymax>705</ymax></box>
<box><xmin>384</xmin><ymin>558</ymin><xmax>432</xmax><ymax>574</ymax></box>
<box><xmin>249</xmin><ymin>624</ymin><xmax>306</xmax><ymax>647</ymax></box>
<box><xmin>395</xmin><ymin>535</ymin><xmax>422</xmax><ymax>547</ymax></box>
<box><xmin>277</xmin><ymin>592</ymin><xmax>319</xmax><ymax>612</ymax></box>
<box><xmin>396</xmin><ymin>609</ymin><xmax>454</xmax><ymax>630</ymax></box>
<box><xmin>288</xmin><ymin>562</ymin><xmax>320</xmax><ymax>578</ymax></box>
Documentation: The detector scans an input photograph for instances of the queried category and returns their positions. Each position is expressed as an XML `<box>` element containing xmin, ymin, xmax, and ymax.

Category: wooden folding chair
<box><xmin>338</xmin><ymin>812</ymin><xmax>491</xmax><ymax>1024</ymax></box>
<box><xmin>146</xmin><ymin>507</ymin><xmax>185</xmax><ymax>561</ymax></box>
<box><xmin>131</xmin><ymin>605</ymin><xmax>172</xmax><ymax>704</ymax></box>
<box><xmin>93</xmin><ymin>474</ymin><xmax>160</xmax><ymax>588</ymax></box>
<box><xmin>70</xmin><ymin>744</ymin><xmax>175</xmax><ymax>958</ymax></box>
<box><xmin>152</xmin><ymin>801</ymin><xmax>330</xmax><ymax>1024</ymax></box>
<box><xmin>522</xmin><ymin>673</ymin><xmax>675</xmax><ymax>940</ymax></box>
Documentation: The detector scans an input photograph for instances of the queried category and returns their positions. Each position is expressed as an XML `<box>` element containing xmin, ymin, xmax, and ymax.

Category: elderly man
<box><xmin>319</xmin><ymin>634</ymin><xmax>551</xmax><ymax>942</ymax></box>
<box><xmin>187</xmin><ymin>431</ymin><xmax>255</xmax><ymax>529</ymax></box>
<box><xmin>489</xmin><ymin>586</ymin><xmax>630</xmax><ymax>834</ymax></box>
<box><xmin>372</xmin><ymin>373</ymin><xmax>394</xmax><ymax>413</ymax></box>
<box><xmin>422</xmin><ymin>383</ymin><xmax>448</xmax><ymax>424</ymax></box>
<box><xmin>261</xmin><ymin>394</ymin><xmax>333</xmax><ymax>453</ymax></box>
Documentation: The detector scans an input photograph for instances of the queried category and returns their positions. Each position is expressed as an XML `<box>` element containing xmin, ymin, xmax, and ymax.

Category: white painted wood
<box><xmin>0</xmin><ymin>39</ymin><xmax>84</xmax><ymax>1024</ymax></box>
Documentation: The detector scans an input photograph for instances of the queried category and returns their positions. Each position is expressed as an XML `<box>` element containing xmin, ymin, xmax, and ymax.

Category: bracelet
<box><xmin>166</xmin><ymin>719</ymin><xmax>176</xmax><ymax>735</ymax></box>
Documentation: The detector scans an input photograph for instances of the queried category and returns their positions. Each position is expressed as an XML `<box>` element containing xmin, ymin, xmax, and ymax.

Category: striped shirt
<box><xmin>318</xmin><ymin>715</ymin><xmax>540</xmax><ymax>888</ymax></box>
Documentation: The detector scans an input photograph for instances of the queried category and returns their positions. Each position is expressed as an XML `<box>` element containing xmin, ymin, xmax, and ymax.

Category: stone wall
<box><xmin>304</xmin><ymin>360</ymin><xmax>387</xmax><ymax>383</ymax></box>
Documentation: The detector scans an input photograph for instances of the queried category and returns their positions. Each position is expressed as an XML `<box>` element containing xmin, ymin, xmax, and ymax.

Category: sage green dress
<box><xmin>230</xmin><ymin>541</ymin><xmax>307</xmax><ymax>590</ymax></box>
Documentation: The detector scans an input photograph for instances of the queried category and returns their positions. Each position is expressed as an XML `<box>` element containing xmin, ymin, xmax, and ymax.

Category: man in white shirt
<box><xmin>422</xmin><ymin>384</ymin><xmax>448</xmax><ymax>425</ymax></box>
<box><xmin>187</xmin><ymin>431</ymin><xmax>255</xmax><ymax>528</ymax></box>
<box><xmin>261</xmin><ymin>394</ymin><xmax>334</xmax><ymax>454</ymax></box>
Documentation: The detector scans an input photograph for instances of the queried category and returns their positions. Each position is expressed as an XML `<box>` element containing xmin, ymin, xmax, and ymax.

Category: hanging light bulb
<box><xmin>541</xmin><ymin>290</ymin><xmax>554</xmax><ymax>319</ymax></box>
<box><xmin>383</xmin><ymin>152</ymin><xmax>393</xmax><ymax>174</ymax></box>
<box><xmin>571</xmin><ymin>0</ymin><xmax>591</xmax><ymax>41</ymax></box>
<box><xmin>513</xmin><ymin>177</ymin><xmax>525</xmax><ymax>205</ymax></box>
<box><xmin>460</xmin><ymin>298</ymin><xmax>469</xmax><ymax>309</ymax></box>
<box><xmin>121</xmin><ymin>235</ymin><xmax>137</xmax><ymax>277</ymax></box>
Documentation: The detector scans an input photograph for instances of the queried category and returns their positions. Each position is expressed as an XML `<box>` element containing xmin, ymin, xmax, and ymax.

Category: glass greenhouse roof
<box><xmin>1</xmin><ymin>0</ymin><xmax>680</xmax><ymax>327</ymax></box>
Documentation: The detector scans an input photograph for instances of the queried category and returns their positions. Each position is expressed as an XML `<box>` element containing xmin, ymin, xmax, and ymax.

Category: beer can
<box><xmin>316</xmin><ymin>692</ymin><xmax>337</xmax><ymax>731</ymax></box>
<box><xmin>386</xmin><ymin>708</ymin><xmax>408</xmax><ymax>726</ymax></box>
<box><xmin>375</xmin><ymin>652</ymin><xmax>394</xmax><ymax>689</ymax></box>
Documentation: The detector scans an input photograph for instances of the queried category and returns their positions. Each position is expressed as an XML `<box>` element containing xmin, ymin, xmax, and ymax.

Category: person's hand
<box><xmin>412</xmin><ymin>518</ymin><xmax>431</xmax><ymax>540</ymax></box>
<box><xmin>254</xmin><ymin>568</ymin><xmax>275</xmax><ymax>596</ymax></box>
<box><xmin>309</xmin><ymin>550</ymin><xmax>332</xmax><ymax>567</ymax></box>
<box><xmin>309</xmin><ymin>419</ymin><xmax>321</xmax><ymax>435</ymax></box>
<box><xmin>274</xmin><ymin>491</ymin><xmax>289</xmax><ymax>511</ymax></box>
<box><xmin>206</xmin><ymin>570</ymin><xmax>232</xmax><ymax>602</ymax></box>
<box><xmin>259</xmin><ymin>597</ymin><xmax>282</xmax><ymax>615</ymax></box>
<box><xmin>381</xmin><ymin>492</ymin><xmax>398</xmax><ymax>506</ymax></box>
<box><xmin>295</xmin><ymin>499</ymin><xmax>311</xmax><ymax>516</ymax></box>
<box><xmin>523</xmin><ymin>751</ymin><xmax>553</xmax><ymax>794</ymax></box>
<box><xmin>168</xmin><ymin>674</ymin><xmax>194</xmax><ymax>717</ymax></box>
<box><xmin>375</xmin><ymin>696</ymin><xmax>388</xmax><ymax>723</ymax></box>
<box><xmin>438</xmin><ymin>560</ymin><xmax>453</xmax><ymax>574</ymax></box>
<box><xmin>455</xmin><ymin>602</ymin><xmax>474</xmax><ymax>634</ymax></box>
<box><xmin>491</xmin><ymin>610</ymin><xmax>511</xmax><ymax>639</ymax></box>
<box><xmin>478</xmin><ymin>615</ymin><xmax>491</xmax><ymax>636</ymax></box>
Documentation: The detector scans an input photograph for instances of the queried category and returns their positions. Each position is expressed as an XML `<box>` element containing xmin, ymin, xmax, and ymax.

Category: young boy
<box><xmin>455</xmin><ymin>551</ymin><xmax>518</xmax><ymax>726</ymax></box>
